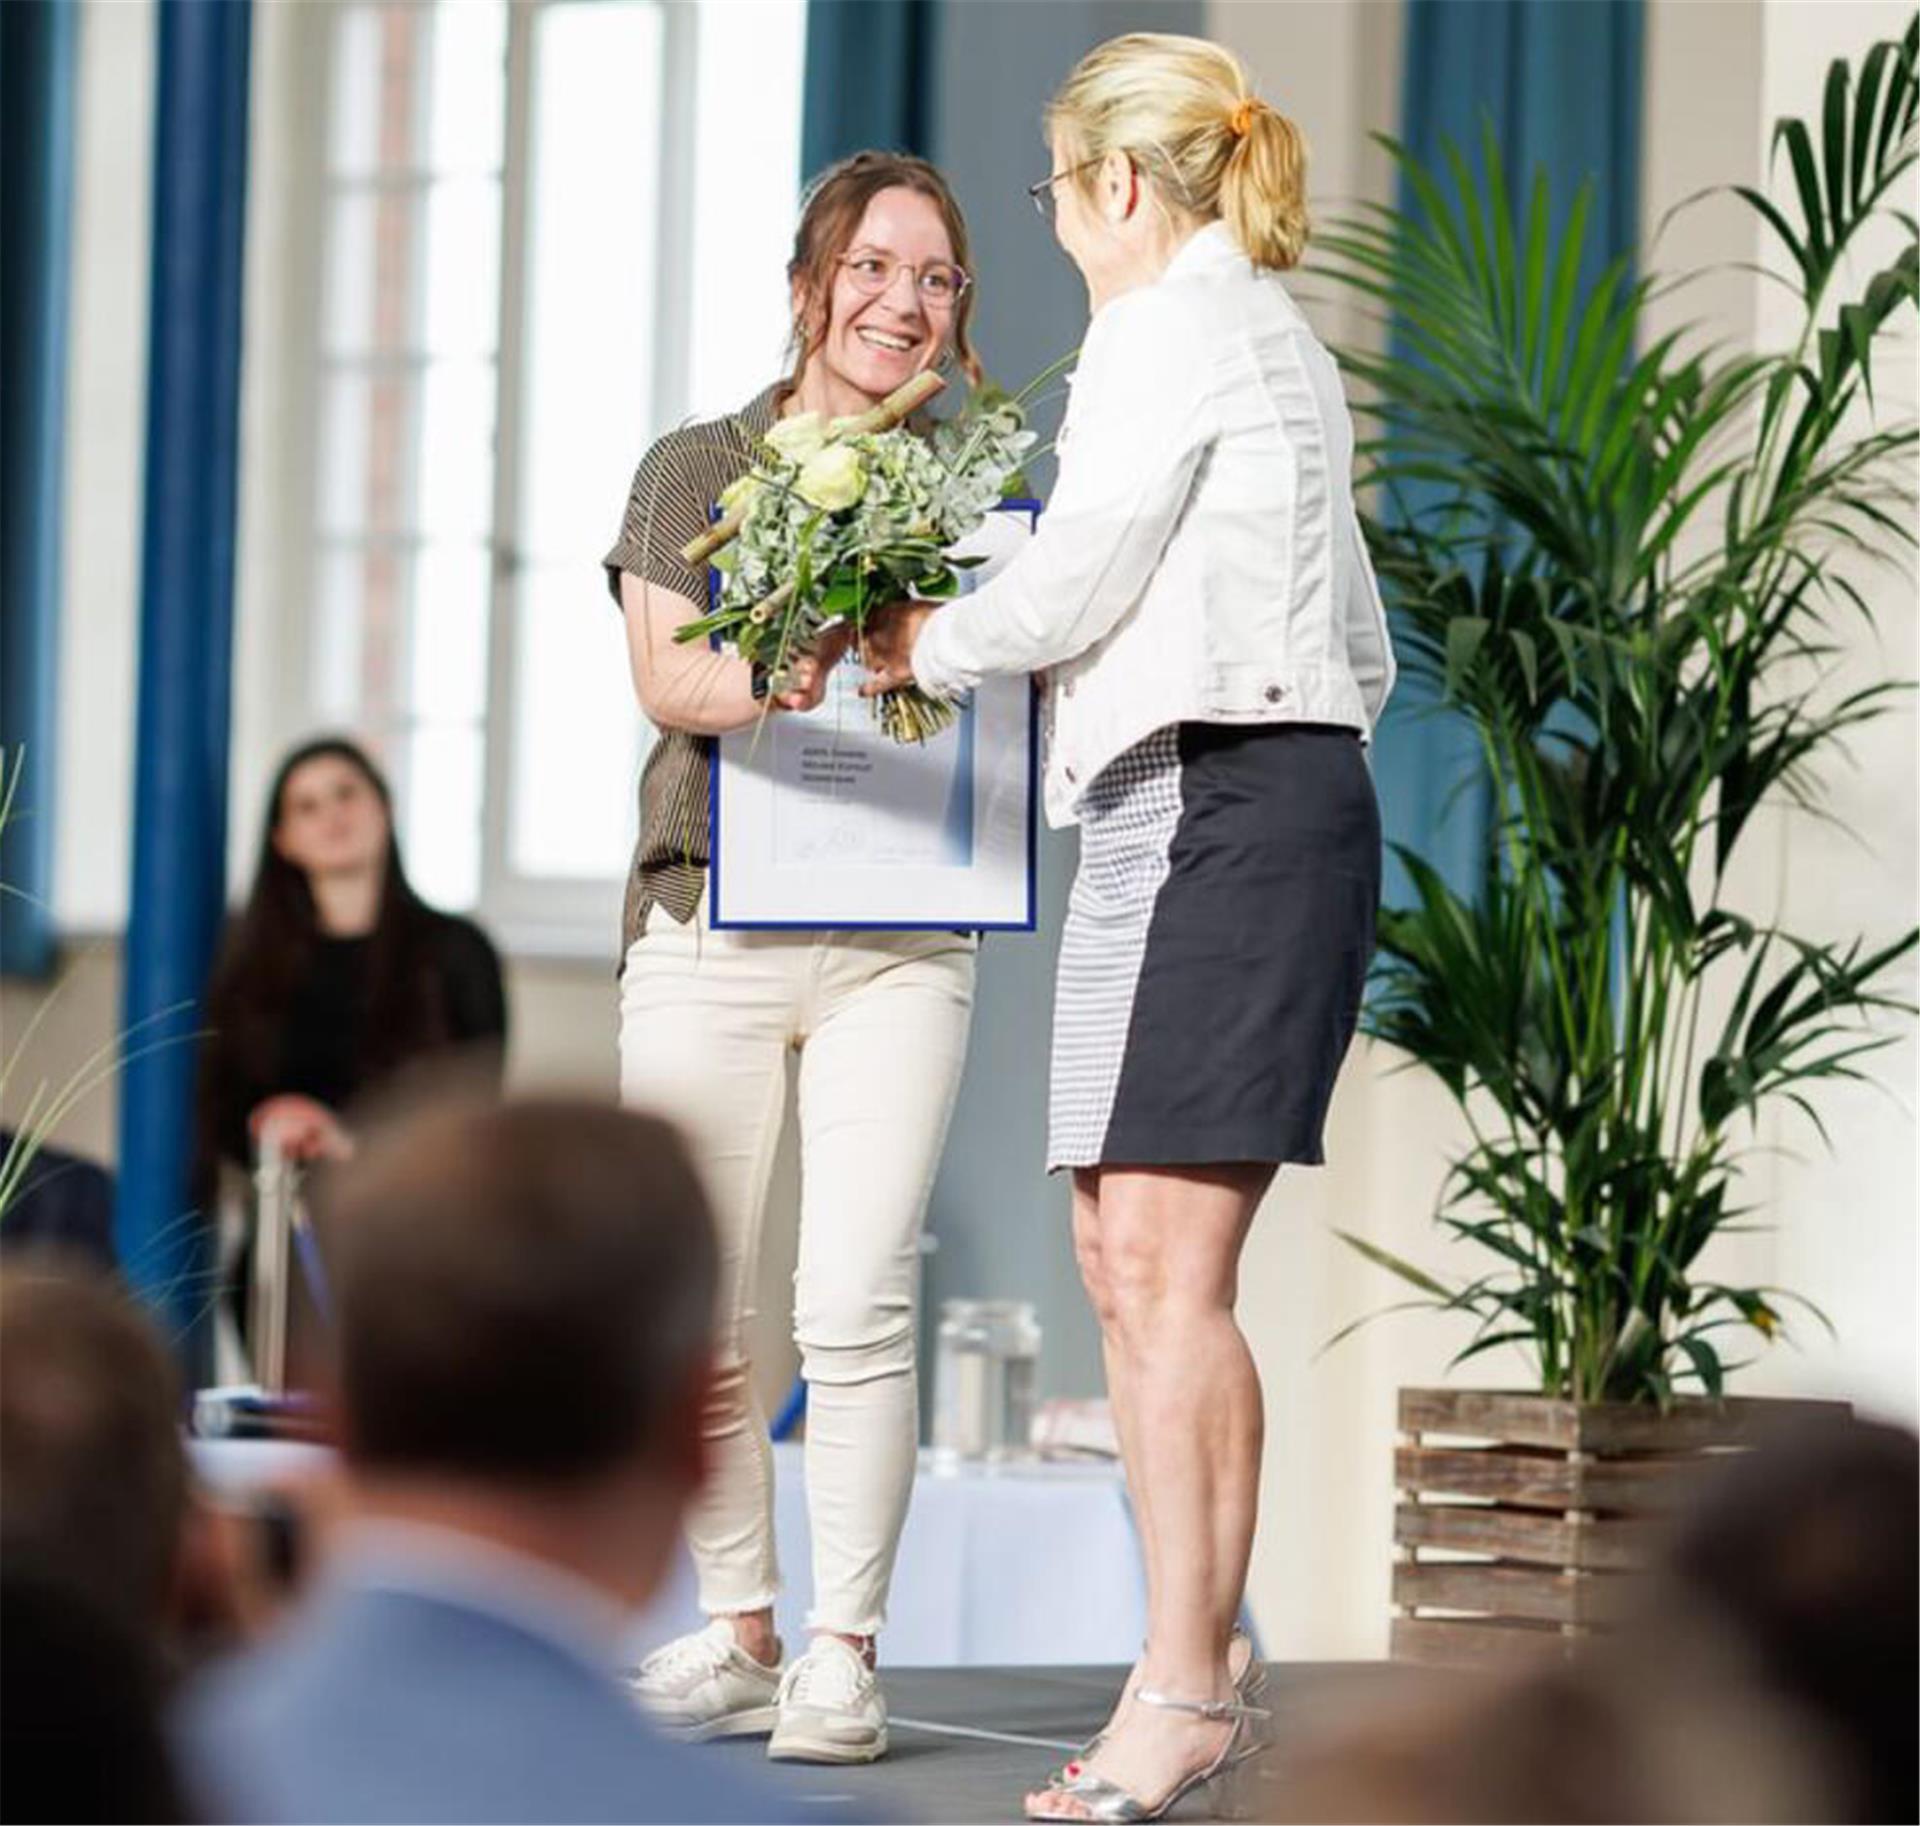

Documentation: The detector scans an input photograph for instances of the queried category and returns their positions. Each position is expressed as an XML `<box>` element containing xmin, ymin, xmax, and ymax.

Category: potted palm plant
<box><xmin>1317</xmin><ymin>19</ymin><xmax>1918</xmax><ymax>1662</ymax></box>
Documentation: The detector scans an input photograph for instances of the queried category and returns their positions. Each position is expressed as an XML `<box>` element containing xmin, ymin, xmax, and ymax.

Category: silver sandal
<box><xmin>1045</xmin><ymin>1630</ymin><xmax>1263</xmax><ymax>1792</ymax></box>
<box><xmin>1026</xmin><ymin>1687</ymin><xmax>1271</xmax><ymax>1823</ymax></box>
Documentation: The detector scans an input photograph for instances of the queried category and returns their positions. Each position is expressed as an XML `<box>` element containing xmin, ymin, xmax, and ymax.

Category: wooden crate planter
<box><xmin>1391</xmin><ymin>1387</ymin><xmax>1848</xmax><ymax>1668</ymax></box>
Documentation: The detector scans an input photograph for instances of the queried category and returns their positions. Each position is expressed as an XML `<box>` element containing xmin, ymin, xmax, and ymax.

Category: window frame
<box><xmin>475</xmin><ymin>0</ymin><xmax>700</xmax><ymax>957</ymax></box>
<box><xmin>278</xmin><ymin>0</ymin><xmax>805</xmax><ymax>960</ymax></box>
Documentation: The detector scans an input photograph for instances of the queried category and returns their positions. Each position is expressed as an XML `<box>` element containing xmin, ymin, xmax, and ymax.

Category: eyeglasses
<box><xmin>838</xmin><ymin>251</ymin><xmax>971</xmax><ymax>309</ymax></box>
<box><xmin>1027</xmin><ymin>156</ymin><xmax>1105</xmax><ymax>221</ymax></box>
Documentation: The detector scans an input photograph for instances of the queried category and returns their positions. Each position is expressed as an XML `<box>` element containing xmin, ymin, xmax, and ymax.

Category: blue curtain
<box><xmin>0</xmin><ymin>1</ymin><xmax>78</xmax><ymax>979</ymax></box>
<box><xmin>802</xmin><ymin>0</ymin><xmax>935</xmax><ymax>181</ymax></box>
<box><xmin>1373</xmin><ymin>0</ymin><xmax>1645</xmax><ymax>904</ymax></box>
<box><xmin>116</xmin><ymin>0</ymin><xmax>252</xmax><ymax>1346</ymax></box>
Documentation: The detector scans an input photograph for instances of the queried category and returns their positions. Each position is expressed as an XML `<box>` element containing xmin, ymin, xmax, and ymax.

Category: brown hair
<box><xmin>786</xmin><ymin>150</ymin><xmax>983</xmax><ymax>389</ymax></box>
<box><xmin>319</xmin><ymin>1098</ymin><xmax>718</xmax><ymax>1484</ymax></box>
<box><xmin>0</xmin><ymin>1261</ymin><xmax>189</xmax><ymax>1629</ymax></box>
<box><xmin>1046</xmin><ymin>32</ymin><xmax>1310</xmax><ymax>272</ymax></box>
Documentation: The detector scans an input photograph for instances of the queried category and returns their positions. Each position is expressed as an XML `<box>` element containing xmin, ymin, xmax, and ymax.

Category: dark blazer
<box><xmin>175</xmin><ymin>1576</ymin><xmax>799</xmax><ymax>1824</ymax></box>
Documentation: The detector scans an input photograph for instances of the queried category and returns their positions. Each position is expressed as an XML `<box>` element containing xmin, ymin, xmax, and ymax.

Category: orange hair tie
<box><xmin>1228</xmin><ymin>97</ymin><xmax>1262</xmax><ymax>139</ymax></box>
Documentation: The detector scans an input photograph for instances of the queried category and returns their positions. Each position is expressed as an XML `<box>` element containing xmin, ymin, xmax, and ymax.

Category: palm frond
<box><xmin>1314</xmin><ymin>17</ymin><xmax>1920</xmax><ymax>1403</ymax></box>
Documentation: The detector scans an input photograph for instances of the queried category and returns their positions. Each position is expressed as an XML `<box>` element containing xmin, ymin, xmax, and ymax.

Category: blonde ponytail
<box><xmin>1221</xmin><ymin>103</ymin><xmax>1310</xmax><ymax>272</ymax></box>
<box><xmin>1045</xmin><ymin>32</ymin><xmax>1310</xmax><ymax>273</ymax></box>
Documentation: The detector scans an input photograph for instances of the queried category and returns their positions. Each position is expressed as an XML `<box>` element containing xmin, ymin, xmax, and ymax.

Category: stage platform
<box><xmin>698</xmin><ymin>1661</ymin><xmax>1429</xmax><ymax>1823</ymax></box>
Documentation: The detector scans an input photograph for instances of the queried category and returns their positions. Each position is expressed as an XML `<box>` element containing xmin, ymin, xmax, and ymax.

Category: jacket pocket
<box><xmin>1201</xmin><ymin>658</ymin><xmax>1299</xmax><ymax>715</ymax></box>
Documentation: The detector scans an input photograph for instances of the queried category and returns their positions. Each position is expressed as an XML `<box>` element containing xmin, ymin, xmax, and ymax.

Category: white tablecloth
<box><xmin>191</xmin><ymin>1439</ymin><xmax>1144</xmax><ymax>1667</ymax></box>
<box><xmin>633</xmin><ymin>1443</ymin><xmax>1144</xmax><ymax>1665</ymax></box>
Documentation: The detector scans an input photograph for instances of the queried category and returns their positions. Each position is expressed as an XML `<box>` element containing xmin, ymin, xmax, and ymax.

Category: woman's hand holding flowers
<box><xmin>772</xmin><ymin>622</ymin><xmax>854</xmax><ymax>712</ymax></box>
<box><xmin>859</xmin><ymin>601</ymin><xmax>938</xmax><ymax>696</ymax></box>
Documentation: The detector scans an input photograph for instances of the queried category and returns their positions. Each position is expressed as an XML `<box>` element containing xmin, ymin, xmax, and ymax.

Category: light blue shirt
<box><xmin>175</xmin><ymin>1520</ymin><xmax>801</xmax><ymax>1824</ymax></box>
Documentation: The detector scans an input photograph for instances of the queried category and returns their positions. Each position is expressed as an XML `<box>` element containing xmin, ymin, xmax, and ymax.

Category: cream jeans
<box><xmin>618</xmin><ymin>894</ymin><xmax>976</xmax><ymax>1636</ymax></box>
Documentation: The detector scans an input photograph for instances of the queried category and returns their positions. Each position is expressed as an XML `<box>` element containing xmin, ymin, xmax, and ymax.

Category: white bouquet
<box><xmin>674</xmin><ymin>368</ymin><xmax>1044</xmax><ymax>742</ymax></box>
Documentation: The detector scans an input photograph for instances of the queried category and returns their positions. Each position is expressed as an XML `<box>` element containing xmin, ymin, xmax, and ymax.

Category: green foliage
<box><xmin>1315</xmin><ymin>19</ymin><xmax>1920</xmax><ymax>1403</ymax></box>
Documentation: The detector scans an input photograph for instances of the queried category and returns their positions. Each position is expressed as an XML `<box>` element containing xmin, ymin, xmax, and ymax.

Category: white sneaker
<box><xmin>767</xmin><ymin>1634</ymin><xmax>888</xmax><ymax>1764</ymax></box>
<box><xmin>624</xmin><ymin>1620</ymin><xmax>783</xmax><ymax>1741</ymax></box>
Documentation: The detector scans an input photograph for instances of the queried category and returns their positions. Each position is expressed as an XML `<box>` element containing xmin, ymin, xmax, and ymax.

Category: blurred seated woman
<box><xmin>196</xmin><ymin>736</ymin><xmax>506</xmax><ymax>1197</ymax></box>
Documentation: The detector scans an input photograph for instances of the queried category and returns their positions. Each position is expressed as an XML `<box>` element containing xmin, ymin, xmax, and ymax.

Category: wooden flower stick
<box><xmin>748</xmin><ymin>581</ymin><xmax>796</xmax><ymax>626</ymax></box>
<box><xmin>828</xmin><ymin>365</ymin><xmax>947</xmax><ymax>438</ymax></box>
<box><xmin>679</xmin><ymin>368</ymin><xmax>947</xmax><ymax>568</ymax></box>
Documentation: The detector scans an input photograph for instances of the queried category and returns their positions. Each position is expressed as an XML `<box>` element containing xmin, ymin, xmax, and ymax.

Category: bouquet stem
<box><xmin>869</xmin><ymin>684</ymin><xmax>959</xmax><ymax>744</ymax></box>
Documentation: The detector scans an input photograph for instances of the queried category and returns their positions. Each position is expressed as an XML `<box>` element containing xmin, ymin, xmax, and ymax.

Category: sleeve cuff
<box><xmin>910</xmin><ymin>609</ymin><xmax>976</xmax><ymax>701</ymax></box>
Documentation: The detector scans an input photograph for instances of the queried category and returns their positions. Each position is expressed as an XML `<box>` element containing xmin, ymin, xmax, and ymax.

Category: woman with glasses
<box><xmin>864</xmin><ymin>33</ymin><xmax>1395</xmax><ymax>1824</ymax></box>
<box><xmin>604</xmin><ymin>151</ymin><xmax>980</xmax><ymax>1766</ymax></box>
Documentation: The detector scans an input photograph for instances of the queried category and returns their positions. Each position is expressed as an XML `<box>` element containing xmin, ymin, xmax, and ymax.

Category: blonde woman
<box><xmin>864</xmin><ymin>34</ymin><xmax>1394</xmax><ymax>1823</ymax></box>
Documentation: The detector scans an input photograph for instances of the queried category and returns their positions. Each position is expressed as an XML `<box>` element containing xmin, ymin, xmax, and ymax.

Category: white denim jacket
<box><xmin>912</xmin><ymin>222</ymin><xmax>1396</xmax><ymax>828</ymax></box>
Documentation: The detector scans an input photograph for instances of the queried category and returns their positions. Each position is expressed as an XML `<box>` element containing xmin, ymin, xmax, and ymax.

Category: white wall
<box><xmin>1742</xmin><ymin>0</ymin><xmax>1918</xmax><ymax>1423</ymax></box>
<box><xmin>229</xmin><ymin>0</ymin><xmax>327</xmax><ymax>896</ymax></box>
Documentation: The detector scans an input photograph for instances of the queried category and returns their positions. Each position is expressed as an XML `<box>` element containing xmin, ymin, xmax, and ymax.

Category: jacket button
<box><xmin>1064</xmin><ymin>765</ymin><xmax>1077</xmax><ymax>784</ymax></box>
<box><xmin>1264</xmin><ymin>684</ymin><xmax>1286</xmax><ymax>704</ymax></box>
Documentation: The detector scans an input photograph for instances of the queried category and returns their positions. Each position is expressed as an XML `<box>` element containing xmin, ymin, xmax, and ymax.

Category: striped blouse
<box><xmin>602</xmin><ymin>384</ymin><xmax>782</xmax><ymax>956</ymax></box>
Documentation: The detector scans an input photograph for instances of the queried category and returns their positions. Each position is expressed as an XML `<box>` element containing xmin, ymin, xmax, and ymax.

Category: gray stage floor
<box><xmin>699</xmin><ymin>1662</ymin><xmax>1427</xmax><ymax>1824</ymax></box>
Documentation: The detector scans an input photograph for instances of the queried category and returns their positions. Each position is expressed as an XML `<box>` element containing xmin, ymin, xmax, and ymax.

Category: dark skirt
<box><xmin>1047</xmin><ymin>721</ymin><xmax>1381</xmax><ymax>1171</ymax></box>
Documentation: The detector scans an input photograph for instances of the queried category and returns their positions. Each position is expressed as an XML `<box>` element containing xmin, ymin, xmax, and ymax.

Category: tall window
<box><xmin>309</xmin><ymin>0</ymin><xmax>806</xmax><ymax>943</ymax></box>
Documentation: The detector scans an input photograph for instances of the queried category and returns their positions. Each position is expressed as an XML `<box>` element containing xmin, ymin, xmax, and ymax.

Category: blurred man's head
<box><xmin>317</xmin><ymin>1097</ymin><xmax>719</xmax><ymax>1603</ymax></box>
<box><xmin>0</xmin><ymin>1261</ymin><xmax>190</xmax><ymax>1633</ymax></box>
<box><xmin>1663</xmin><ymin>1417</ymin><xmax>1918</xmax><ymax>1824</ymax></box>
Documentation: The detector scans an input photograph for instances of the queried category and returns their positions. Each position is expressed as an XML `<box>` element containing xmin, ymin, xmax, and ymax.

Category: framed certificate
<box><xmin>709</xmin><ymin>501</ymin><xmax>1039</xmax><ymax>930</ymax></box>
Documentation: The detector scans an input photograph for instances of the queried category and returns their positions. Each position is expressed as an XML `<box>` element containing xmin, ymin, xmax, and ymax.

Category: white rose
<box><xmin>765</xmin><ymin>412</ymin><xmax>828</xmax><ymax>464</ymax></box>
<box><xmin>795</xmin><ymin>444</ymin><xmax>868</xmax><ymax>512</ymax></box>
<box><xmin>718</xmin><ymin>473</ymin><xmax>763</xmax><ymax>518</ymax></box>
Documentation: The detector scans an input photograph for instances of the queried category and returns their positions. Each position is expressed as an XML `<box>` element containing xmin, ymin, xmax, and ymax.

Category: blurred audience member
<box><xmin>1</xmin><ymin>1559</ymin><xmax>191</xmax><ymax>1825</ymax></box>
<box><xmin>1664</xmin><ymin>1416</ymin><xmax>1917</xmax><ymax>1823</ymax></box>
<box><xmin>0</xmin><ymin>1260</ymin><xmax>199</xmax><ymax>1646</ymax></box>
<box><xmin>175</xmin><ymin>1097</ymin><xmax>800</xmax><ymax>1825</ymax></box>
<box><xmin>1269</xmin><ymin>1416</ymin><xmax>1915</xmax><ymax>1824</ymax></box>
<box><xmin>0</xmin><ymin>1261</ymin><xmax>241</xmax><ymax>1822</ymax></box>
<box><xmin>1264</xmin><ymin>1636</ymin><xmax>1837</xmax><ymax>1823</ymax></box>
<box><xmin>195</xmin><ymin>735</ymin><xmax>505</xmax><ymax>1185</ymax></box>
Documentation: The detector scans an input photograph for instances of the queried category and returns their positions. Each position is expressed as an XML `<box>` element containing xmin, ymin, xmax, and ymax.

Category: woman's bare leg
<box><xmin>1070</xmin><ymin>1168</ymin><xmax>1153</xmax><ymax>1746</ymax></box>
<box><xmin>1031</xmin><ymin>1163</ymin><xmax>1270</xmax><ymax>1819</ymax></box>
